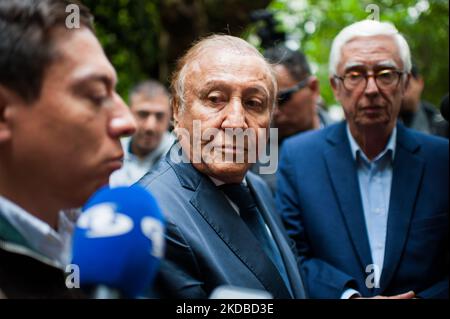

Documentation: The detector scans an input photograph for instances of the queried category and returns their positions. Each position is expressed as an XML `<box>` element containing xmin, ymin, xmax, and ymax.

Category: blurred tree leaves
<box><xmin>83</xmin><ymin>0</ymin><xmax>161</xmax><ymax>101</ymax></box>
<box><xmin>82</xmin><ymin>0</ymin><xmax>448</xmax><ymax>107</ymax></box>
<box><xmin>253</xmin><ymin>0</ymin><xmax>449</xmax><ymax>107</ymax></box>
<box><xmin>83</xmin><ymin>0</ymin><xmax>270</xmax><ymax>101</ymax></box>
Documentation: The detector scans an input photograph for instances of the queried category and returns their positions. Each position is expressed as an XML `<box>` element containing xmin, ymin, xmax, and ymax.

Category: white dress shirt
<box><xmin>0</xmin><ymin>196</ymin><xmax>78</xmax><ymax>268</ymax></box>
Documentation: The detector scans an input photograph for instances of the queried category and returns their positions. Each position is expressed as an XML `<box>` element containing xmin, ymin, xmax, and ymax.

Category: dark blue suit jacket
<box><xmin>139</xmin><ymin>150</ymin><xmax>307</xmax><ymax>299</ymax></box>
<box><xmin>276</xmin><ymin>122</ymin><xmax>448</xmax><ymax>298</ymax></box>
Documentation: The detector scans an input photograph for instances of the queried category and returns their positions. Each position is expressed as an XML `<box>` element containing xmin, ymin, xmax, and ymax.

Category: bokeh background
<box><xmin>83</xmin><ymin>0</ymin><xmax>449</xmax><ymax>109</ymax></box>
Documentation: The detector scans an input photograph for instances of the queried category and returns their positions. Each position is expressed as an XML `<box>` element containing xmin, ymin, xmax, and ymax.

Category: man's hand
<box><xmin>352</xmin><ymin>291</ymin><xmax>415</xmax><ymax>299</ymax></box>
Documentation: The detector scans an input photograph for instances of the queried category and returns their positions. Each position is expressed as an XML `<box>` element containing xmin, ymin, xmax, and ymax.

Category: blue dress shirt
<box><xmin>346</xmin><ymin>124</ymin><xmax>397</xmax><ymax>287</ymax></box>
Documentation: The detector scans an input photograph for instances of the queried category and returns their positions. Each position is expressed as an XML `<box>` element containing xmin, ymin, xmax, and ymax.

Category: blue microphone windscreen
<box><xmin>71</xmin><ymin>185</ymin><xmax>165</xmax><ymax>298</ymax></box>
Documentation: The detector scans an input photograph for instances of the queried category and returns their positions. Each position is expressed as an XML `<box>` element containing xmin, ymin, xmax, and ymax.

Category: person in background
<box><xmin>251</xmin><ymin>45</ymin><xmax>333</xmax><ymax>194</ymax></box>
<box><xmin>400</xmin><ymin>63</ymin><xmax>448</xmax><ymax>138</ymax></box>
<box><xmin>0</xmin><ymin>0</ymin><xmax>136</xmax><ymax>298</ymax></box>
<box><xmin>110</xmin><ymin>80</ymin><xmax>175</xmax><ymax>186</ymax></box>
<box><xmin>266</xmin><ymin>45</ymin><xmax>332</xmax><ymax>138</ymax></box>
<box><xmin>276</xmin><ymin>20</ymin><xmax>448</xmax><ymax>299</ymax></box>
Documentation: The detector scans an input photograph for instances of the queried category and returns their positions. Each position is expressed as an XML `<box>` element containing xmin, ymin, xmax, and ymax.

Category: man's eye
<box><xmin>377</xmin><ymin>70</ymin><xmax>395</xmax><ymax>80</ymax></box>
<box><xmin>136</xmin><ymin>112</ymin><xmax>149</xmax><ymax>119</ymax></box>
<box><xmin>208</xmin><ymin>94</ymin><xmax>226</xmax><ymax>104</ymax></box>
<box><xmin>90</xmin><ymin>95</ymin><xmax>108</xmax><ymax>106</ymax></box>
<box><xmin>347</xmin><ymin>71</ymin><xmax>363</xmax><ymax>80</ymax></box>
<box><xmin>246</xmin><ymin>99</ymin><xmax>263</xmax><ymax>109</ymax></box>
<box><xmin>155</xmin><ymin>113</ymin><xmax>165</xmax><ymax>121</ymax></box>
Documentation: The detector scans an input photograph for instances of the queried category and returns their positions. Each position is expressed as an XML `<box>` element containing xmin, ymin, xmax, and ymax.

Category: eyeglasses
<box><xmin>334</xmin><ymin>69</ymin><xmax>404</xmax><ymax>91</ymax></box>
<box><xmin>277</xmin><ymin>77</ymin><xmax>310</xmax><ymax>106</ymax></box>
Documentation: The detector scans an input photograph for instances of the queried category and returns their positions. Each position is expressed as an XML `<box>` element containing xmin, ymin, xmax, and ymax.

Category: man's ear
<box><xmin>329</xmin><ymin>76</ymin><xmax>341</xmax><ymax>102</ymax></box>
<box><xmin>0</xmin><ymin>85</ymin><xmax>15</xmax><ymax>143</ymax></box>
<box><xmin>308</xmin><ymin>76</ymin><xmax>320</xmax><ymax>97</ymax></box>
<box><xmin>171</xmin><ymin>96</ymin><xmax>181</xmax><ymax>127</ymax></box>
<box><xmin>403</xmin><ymin>73</ymin><xmax>411</xmax><ymax>92</ymax></box>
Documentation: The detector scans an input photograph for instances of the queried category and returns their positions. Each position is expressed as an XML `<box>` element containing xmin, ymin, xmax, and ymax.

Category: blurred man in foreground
<box><xmin>0</xmin><ymin>0</ymin><xmax>135</xmax><ymax>298</ymax></box>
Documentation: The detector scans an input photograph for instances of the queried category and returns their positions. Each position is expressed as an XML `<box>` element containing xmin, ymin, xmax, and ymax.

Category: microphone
<box><xmin>71</xmin><ymin>185</ymin><xmax>165</xmax><ymax>299</ymax></box>
<box><xmin>440</xmin><ymin>94</ymin><xmax>449</xmax><ymax>121</ymax></box>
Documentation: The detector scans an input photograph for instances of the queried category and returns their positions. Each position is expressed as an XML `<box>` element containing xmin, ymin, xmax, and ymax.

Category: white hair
<box><xmin>329</xmin><ymin>20</ymin><xmax>412</xmax><ymax>76</ymax></box>
<box><xmin>171</xmin><ymin>35</ymin><xmax>278</xmax><ymax>114</ymax></box>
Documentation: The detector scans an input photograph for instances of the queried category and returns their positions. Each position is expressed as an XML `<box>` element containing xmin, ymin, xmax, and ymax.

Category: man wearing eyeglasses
<box><xmin>266</xmin><ymin>45</ymin><xmax>332</xmax><ymax>140</ymax></box>
<box><xmin>276</xmin><ymin>20</ymin><xmax>448</xmax><ymax>299</ymax></box>
<box><xmin>251</xmin><ymin>46</ymin><xmax>333</xmax><ymax>194</ymax></box>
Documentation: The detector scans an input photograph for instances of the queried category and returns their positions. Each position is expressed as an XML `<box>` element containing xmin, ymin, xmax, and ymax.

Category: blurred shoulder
<box><xmin>138</xmin><ymin>157</ymin><xmax>174</xmax><ymax>189</ymax></box>
<box><xmin>401</xmin><ymin>125</ymin><xmax>448</xmax><ymax>157</ymax></box>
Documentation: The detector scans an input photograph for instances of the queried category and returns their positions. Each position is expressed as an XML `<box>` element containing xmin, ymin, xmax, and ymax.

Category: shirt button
<box><xmin>373</xmin><ymin>208</ymin><xmax>383</xmax><ymax>214</ymax></box>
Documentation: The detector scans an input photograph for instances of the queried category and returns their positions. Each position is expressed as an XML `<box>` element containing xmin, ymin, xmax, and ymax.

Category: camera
<box><xmin>250</xmin><ymin>9</ymin><xmax>286</xmax><ymax>49</ymax></box>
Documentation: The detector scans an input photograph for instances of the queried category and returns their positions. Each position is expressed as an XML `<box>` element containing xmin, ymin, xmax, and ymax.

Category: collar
<box><xmin>209</xmin><ymin>176</ymin><xmax>247</xmax><ymax>186</ymax></box>
<box><xmin>124</xmin><ymin>132</ymin><xmax>176</xmax><ymax>163</ymax></box>
<box><xmin>0</xmin><ymin>196</ymin><xmax>78</xmax><ymax>267</ymax></box>
<box><xmin>346</xmin><ymin>124</ymin><xmax>397</xmax><ymax>164</ymax></box>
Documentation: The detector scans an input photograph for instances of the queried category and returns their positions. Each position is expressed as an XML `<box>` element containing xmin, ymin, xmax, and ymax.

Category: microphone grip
<box><xmin>91</xmin><ymin>285</ymin><xmax>122</xmax><ymax>299</ymax></box>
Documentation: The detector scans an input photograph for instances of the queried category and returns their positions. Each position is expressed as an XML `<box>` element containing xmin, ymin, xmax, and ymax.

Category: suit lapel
<box><xmin>189</xmin><ymin>174</ymin><xmax>292</xmax><ymax>298</ymax></box>
<box><xmin>247</xmin><ymin>174</ymin><xmax>307</xmax><ymax>299</ymax></box>
<box><xmin>323</xmin><ymin>124</ymin><xmax>373</xmax><ymax>271</ymax></box>
<box><xmin>378</xmin><ymin>125</ymin><xmax>424</xmax><ymax>292</ymax></box>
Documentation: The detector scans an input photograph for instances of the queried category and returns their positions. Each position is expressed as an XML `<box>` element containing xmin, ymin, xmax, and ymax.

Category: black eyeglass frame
<box><xmin>333</xmin><ymin>69</ymin><xmax>405</xmax><ymax>91</ymax></box>
<box><xmin>277</xmin><ymin>77</ymin><xmax>310</xmax><ymax>106</ymax></box>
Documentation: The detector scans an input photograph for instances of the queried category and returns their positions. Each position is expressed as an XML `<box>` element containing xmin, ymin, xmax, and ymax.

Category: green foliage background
<box><xmin>83</xmin><ymin>0</ymin><xmax>162</xmax><ymax>102</ymax></box>
<box><xmin>83</xmin><ymin>0</ymin><xmax>448</xmax><ymax>107</ymax></box>
<box><xmin>253</xmin><ymin>0</ymin><xmax>449</xmax><ymax>107</ymax></box>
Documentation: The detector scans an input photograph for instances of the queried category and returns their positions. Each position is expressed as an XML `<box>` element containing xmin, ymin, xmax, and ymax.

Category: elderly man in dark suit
<box><xmin>139</xmin><ymin>35</ymin><xmax>306</xmax><ymax>299</ymax></box>
<box><xmin>276</xmin><ymin>20</ymin><xmax>448</xmax><ymax>299</ymax></box>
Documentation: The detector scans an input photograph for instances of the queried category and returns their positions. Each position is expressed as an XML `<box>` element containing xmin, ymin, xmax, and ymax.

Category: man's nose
<box><xmin>144</xmin><ymin>114</ymin><xmax>157</xmax><ymax>131</ymax></box>
<box><xmin>221</xmin><ymin>98</ymin><xmax>248</xmax><ymax>129</ymax></box>
<box><xmin>108</xmin><ymin>93</ymin><xmax>136</xmax><ymax>138</ymax></box>
<box><xmin>364</xmin><ymin>75</ymin><xmax>380</xmax><ymax>96</ymax></box>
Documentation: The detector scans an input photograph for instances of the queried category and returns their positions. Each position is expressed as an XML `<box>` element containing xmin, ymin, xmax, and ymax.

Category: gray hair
<box><xmin>170</xmin><ymin>34</ymin><xmax>278</xmax><ymax>114</ymax></box>
<box><xmin>329</xmin><ymin>20</ymin><xmax>412</xmax><ymax>76</ymax></box>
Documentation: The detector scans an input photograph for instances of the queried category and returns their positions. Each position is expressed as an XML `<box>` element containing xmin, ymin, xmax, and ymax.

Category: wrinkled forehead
<box><xmin>185</xmin><ymin>47</ymin><xmax>276</xmax><ymax>92</ymax></box>
<box><xmin>130</xmin><ymin>93</ymin><xmax>170</xmax><ymax>111</ymax></box>
<box><xmin>338</xmin><ymin>35</ymin><xmax>403</xmax><ymax>72</ymax></box>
